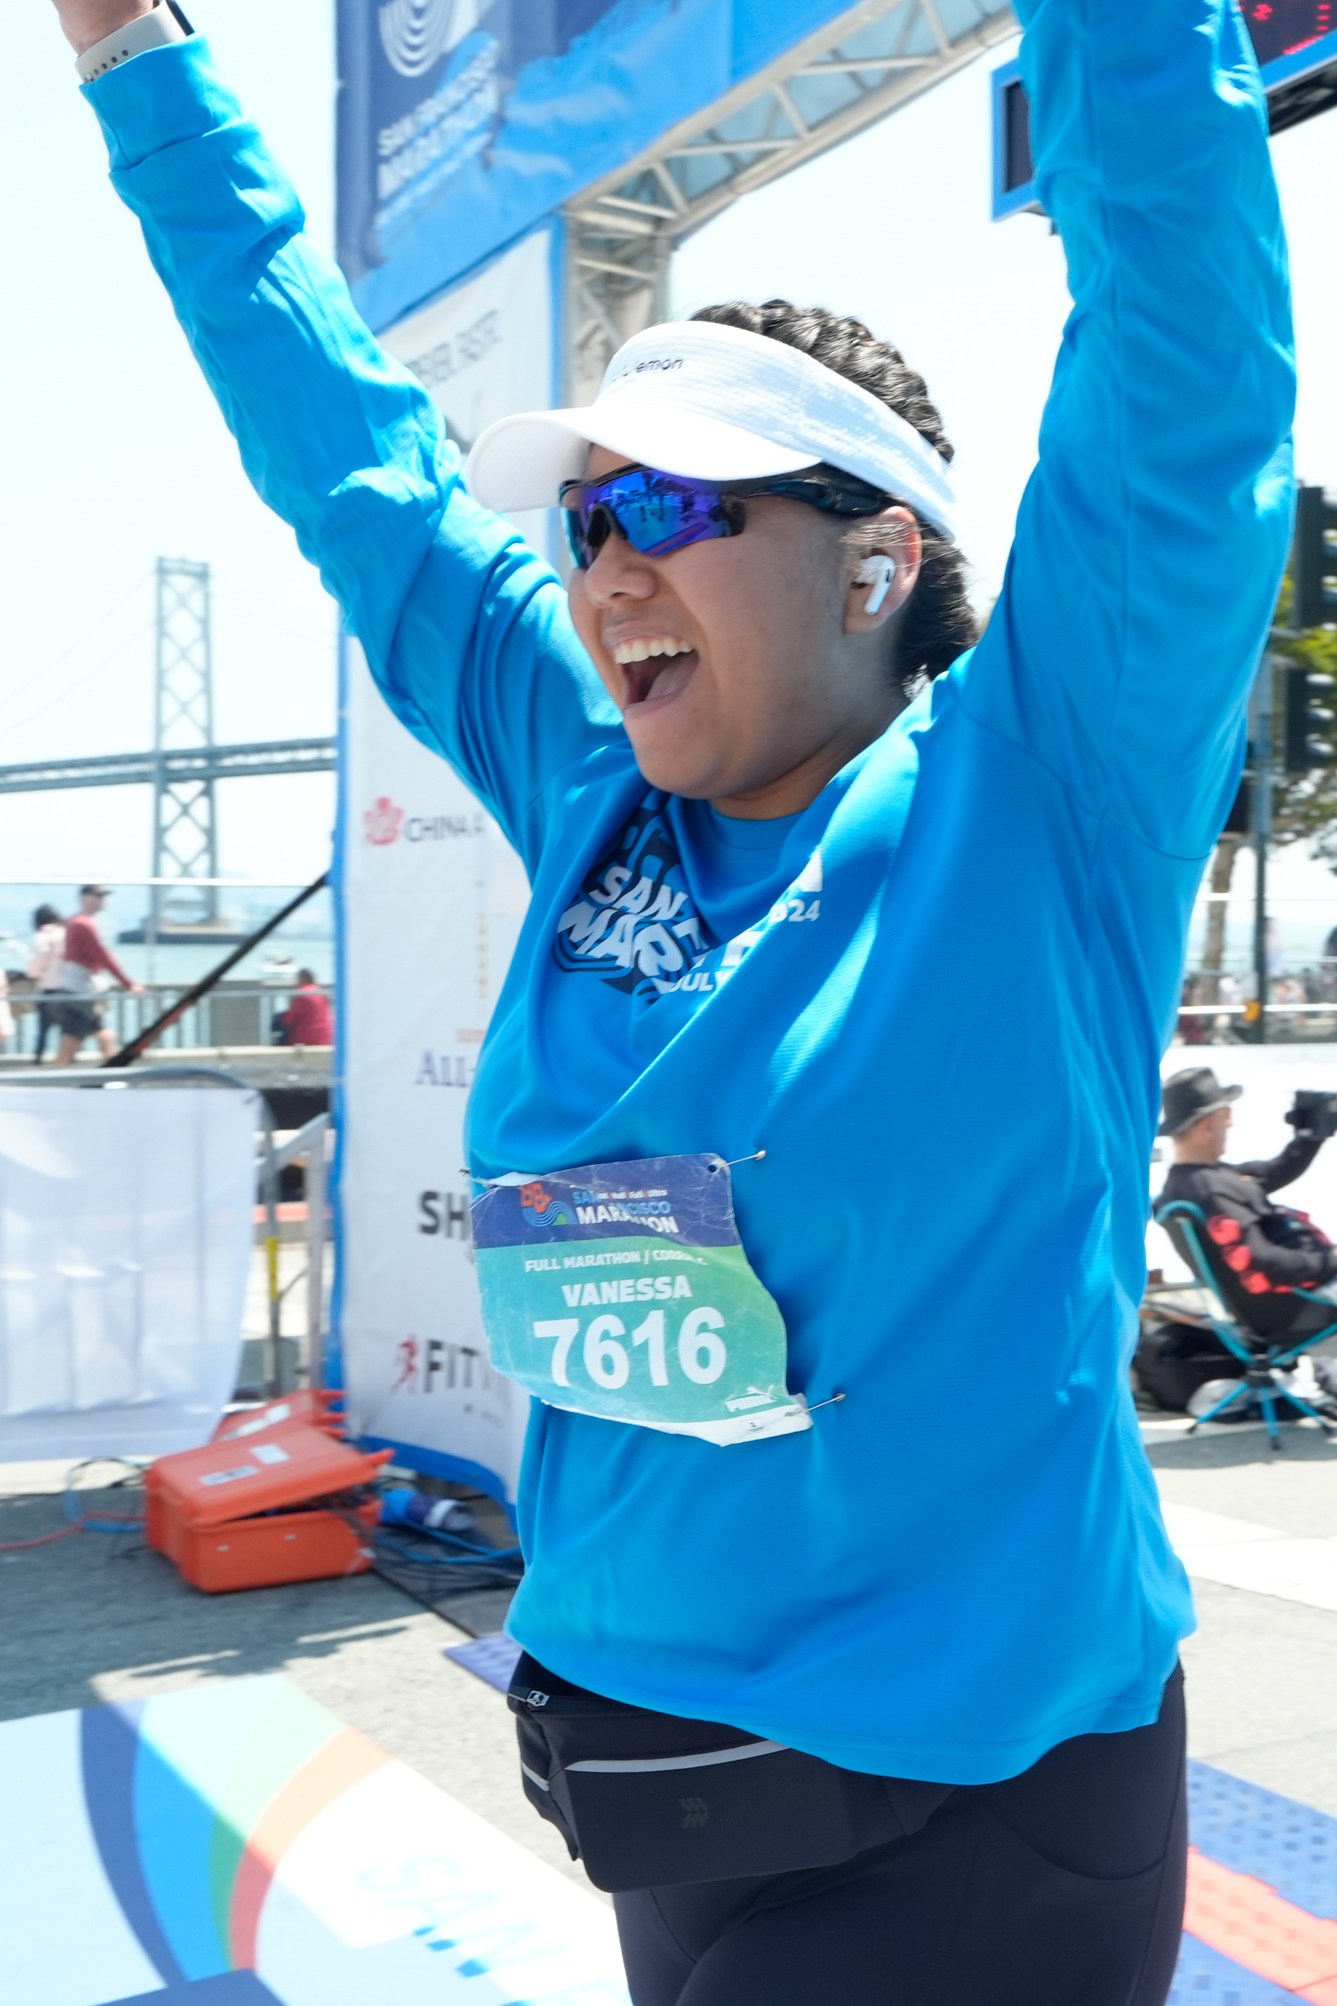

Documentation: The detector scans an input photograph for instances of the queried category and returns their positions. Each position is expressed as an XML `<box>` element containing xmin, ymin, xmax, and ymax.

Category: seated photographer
<box><xmin>1156</xmin><ymin>1067</ymin><xmax>1337</xmax><ymax>1342</ymax></box>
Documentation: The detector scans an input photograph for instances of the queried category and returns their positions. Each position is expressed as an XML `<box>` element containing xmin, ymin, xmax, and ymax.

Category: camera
<box><xmin>1285</xmin><ymin>1089</ymin><xmax>1337</xmax><ymax>1141</ymax></box>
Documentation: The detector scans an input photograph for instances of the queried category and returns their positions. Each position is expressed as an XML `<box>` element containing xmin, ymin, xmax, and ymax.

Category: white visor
<box><xmin>464</xmin><ymin>318</ymin><xmax>958</xmax><ymax>542</ymax></box>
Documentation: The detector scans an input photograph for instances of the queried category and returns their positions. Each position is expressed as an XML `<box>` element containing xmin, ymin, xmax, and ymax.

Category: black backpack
<box><xmin>1134</xmin><ymin>1311</ymin><xmax>1242</xmax><ymax>1414</ymax></box>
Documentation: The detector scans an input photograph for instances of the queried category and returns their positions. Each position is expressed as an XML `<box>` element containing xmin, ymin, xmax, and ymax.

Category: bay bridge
<box><xmin>0</xmin><ymin>557</ymin><xmax>335</xmax><ymax>928</ymax></box>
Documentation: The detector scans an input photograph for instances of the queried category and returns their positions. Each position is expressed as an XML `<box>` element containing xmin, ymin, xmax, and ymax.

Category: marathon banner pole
<box><xmin>104</xmin><ymin>872</ymin><xmax>330</xmax><ymax>1068</ymax></box>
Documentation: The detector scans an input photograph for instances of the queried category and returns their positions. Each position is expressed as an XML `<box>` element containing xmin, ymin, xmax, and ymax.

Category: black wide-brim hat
<box><xmin>1159</xmin><ymin>1066</ymin><xmax>1243</xmax><ymax>1137</ymax></box>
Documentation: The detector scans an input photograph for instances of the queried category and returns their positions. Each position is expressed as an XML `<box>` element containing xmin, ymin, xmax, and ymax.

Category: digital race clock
<box><xmin>1243</xmin><ymin>0</ymin><xmax>1335</xmax><ymax>74</ymax></box>
<box><xmin>994</xmin><ymin>1</ymin><xmax>1337</xmax><ymax>219</ymax></box>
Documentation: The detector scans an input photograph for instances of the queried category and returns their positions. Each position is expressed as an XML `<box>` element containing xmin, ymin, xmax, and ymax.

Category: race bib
<box><xmin>471</xmin><ymin>1154</ymin><xmax>811</xmax><ymax>1445</ymax></box>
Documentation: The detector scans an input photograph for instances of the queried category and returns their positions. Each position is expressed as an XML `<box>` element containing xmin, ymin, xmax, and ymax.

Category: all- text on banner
<box><xmin>0</xmin><ymin>1086</ymin><xmax>255</xmax><ymax>1461</ymax></box>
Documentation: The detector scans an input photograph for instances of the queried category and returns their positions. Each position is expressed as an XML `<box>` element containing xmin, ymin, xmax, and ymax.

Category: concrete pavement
<box><xmin>1148</xmin><ymin>1419</ymin><xmax>1337</xmax><ymax>1819</ymax></box>
<box><xmin>2</xmin><ymin>1415</ymin><xmax>1335</xmax><ymax>1895</ymax></box>
<box><xmin>0</xmin><ymin>1460</ymin><xmax>584</xmax><ymax>1890</ymax></box>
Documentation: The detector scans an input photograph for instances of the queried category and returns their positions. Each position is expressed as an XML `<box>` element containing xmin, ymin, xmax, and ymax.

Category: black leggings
<box><xmin>613</xmin><ymin>1668</ymin><xmax>1186</xmax><ymax>2006</ymax></box>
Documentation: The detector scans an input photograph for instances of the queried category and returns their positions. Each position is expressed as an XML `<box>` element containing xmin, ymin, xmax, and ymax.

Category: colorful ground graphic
<box><xmin>0</xmin><ymin>1676</ymin><xmax>628</xmax><ymax>2005</ymax></box>
<box><xmin>0</xmin><ymin>1676</ymin><xmax>1334</xmax><ymax>2003</ymax></box>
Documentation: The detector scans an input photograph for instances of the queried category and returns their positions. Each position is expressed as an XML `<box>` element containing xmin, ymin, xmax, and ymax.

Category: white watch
<box><xmin>76</xmin><ymin>1</ymin><xmax>193</xmax><ymax>83</ymax></box>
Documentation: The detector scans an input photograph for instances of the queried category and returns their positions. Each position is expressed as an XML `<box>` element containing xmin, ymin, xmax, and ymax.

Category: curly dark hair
<box><xmin>691</xmin><ymin>299</ymin><xmax>977</xmax><ymax>693</ymax></box>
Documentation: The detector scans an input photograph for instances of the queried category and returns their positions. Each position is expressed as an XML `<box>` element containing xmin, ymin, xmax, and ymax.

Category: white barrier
<box><xmin>0</xmin><ymin>1083</ymin><xmax>257</xmax><ymax>1461</ymax></box>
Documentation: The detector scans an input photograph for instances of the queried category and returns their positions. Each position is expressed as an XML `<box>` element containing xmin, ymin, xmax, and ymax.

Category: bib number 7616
<box><xmin>533</xmin><ymin>1307</ymin><xmax>727</xmax><ymax>1392</ymax></box>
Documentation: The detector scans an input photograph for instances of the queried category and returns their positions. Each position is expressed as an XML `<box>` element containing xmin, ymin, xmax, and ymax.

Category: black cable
<box><xmin>214</xmin><ymin>579</ymin><xmax>335</xmax><ymax>651</ymax></box>
<box><xmin>4</xmin><ymin>621</ymin><xmax>156</xmax><ymax>737</ymax></box>
<box><xmin>0</xmin><ymin>578</ymin><xmax>149</xmax><ymax>716</ymax></box>
<box><xmin>370</xmin><ymin>1520</ymin><xmax>524</xmax><ymax>1597</ymax></box>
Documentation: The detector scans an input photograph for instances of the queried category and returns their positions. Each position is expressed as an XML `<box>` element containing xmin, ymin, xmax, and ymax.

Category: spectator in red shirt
<box><xmin>54</xmin><ymin>884</ymin><xmax>142</xmax><ymax>1065</ymax></box>
<box><xmin>275</xmin><ymin>969</ymin><xmax>333</xmax><ymax>1047</ymax></box>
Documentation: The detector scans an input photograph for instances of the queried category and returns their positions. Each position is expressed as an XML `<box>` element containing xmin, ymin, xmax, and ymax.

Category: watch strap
<box><xmin>76</xmin><ymin>2</ymin><xmax>194</xmax><ymax>84</ymax></box>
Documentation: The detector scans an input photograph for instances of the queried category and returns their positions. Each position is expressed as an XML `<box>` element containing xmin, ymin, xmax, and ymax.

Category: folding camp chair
<box><xmin>1152</xmin><ymin>1200</ymin><xmax>1337</xmax><ymax>1450</ymax></box>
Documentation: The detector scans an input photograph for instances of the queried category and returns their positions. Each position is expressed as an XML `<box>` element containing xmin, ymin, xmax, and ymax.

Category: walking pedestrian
<box><xmin>52</xmin><ymin>884</ymin><xmax>142</xmax><ymax>1065</ymax></box>
<box><xmin>26</xmin><ymin>901</ymin><xmax>67</xmax><ymax>1062</ymax></box>
<box><xmin>52</xmin><ymin>1</ymin><xmax>1294</xmax><ymax>1999</ymax></box>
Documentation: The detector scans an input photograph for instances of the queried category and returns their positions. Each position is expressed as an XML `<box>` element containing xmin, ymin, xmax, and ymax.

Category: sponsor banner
<box><xmin>336</xmin><ymin>0</ymin><xmax>877</xmax><ymax>331</ymax></box>
<box><xmin>0</xmin><ymin>1678</ymin><xmax>630</xmax><ymax>2004</ymax></box>
<box><xmin>472</xmin><ymin>1155</ymin><xmax>810</xmax><ymax>1444</ymax></box>
<box><xmin>0</xmin><ymin>1086</ymin><xmax>254</xmax><ymax>1462</ymax></box>
<box><xmin>335</xmin><ymin>218</ymin><xmax>556</xmax><ymax>1505</ymax></box>
<box><xmin>337</xmin><ymin>636</ymin><xmax>531</xmax><ymax>1502</ymax></box>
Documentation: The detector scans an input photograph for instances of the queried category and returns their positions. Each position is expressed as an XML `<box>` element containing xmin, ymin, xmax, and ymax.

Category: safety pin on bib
<box><xmin>467</xmin><ymin>1148</ymin><xmax>768</xmax><ymax>1186</ymax></box>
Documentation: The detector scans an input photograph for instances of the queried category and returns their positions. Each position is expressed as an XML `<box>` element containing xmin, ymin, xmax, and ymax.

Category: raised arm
<box><xmin>57</xmin><ymin>4</ymin><xmax>616</xmax><ymax>866</ymax></box>
<box><xmin>962</xmin><ymin>0</ymin><xmax>1295</xmax><ymax>858</ymax></box>
<box><xmin>1236</xmin><ymin>1133</ymin><xmax>1323</xmax><ymax>1193</ymax></box>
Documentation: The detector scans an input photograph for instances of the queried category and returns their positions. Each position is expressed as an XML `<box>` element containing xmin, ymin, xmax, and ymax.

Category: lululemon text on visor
<box><xmin>465</xmin><ymin>317</ymin><xmax>959</xmax><ymax>541</ymax></box>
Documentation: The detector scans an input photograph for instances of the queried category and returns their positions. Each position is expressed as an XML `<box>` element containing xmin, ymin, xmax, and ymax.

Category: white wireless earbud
<box><xmin>856</xmin><ymin>555</ymin><xmax>896</xmax><ymax>617</ymax></box>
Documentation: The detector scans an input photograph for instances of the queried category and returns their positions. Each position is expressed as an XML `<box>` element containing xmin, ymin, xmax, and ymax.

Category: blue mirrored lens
<box><xmin>562</xmin><ymin>468</ymin><xmax>734</xmax><ymax>568</ymax></box>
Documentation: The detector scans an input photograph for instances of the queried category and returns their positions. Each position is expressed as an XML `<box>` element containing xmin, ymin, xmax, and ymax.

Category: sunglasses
<box><xmin>558</xmin><ymin>462</ymin><xmax>891</xmax><ymax>572</ymax></box>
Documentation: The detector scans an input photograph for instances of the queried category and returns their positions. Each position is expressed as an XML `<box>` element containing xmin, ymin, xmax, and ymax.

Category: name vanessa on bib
<box><xmin>470</xmin><ymin>1153</ymin><xmax>811</xmax><ymax>1445</ymax></box>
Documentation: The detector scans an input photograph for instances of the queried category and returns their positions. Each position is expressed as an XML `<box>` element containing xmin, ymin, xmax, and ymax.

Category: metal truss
<box><xmin>564</xmin><ymin>0</ymin><xmax>1017</xmax><ymax>399</ymax></box>
<box><xmin>153</xmin><ymin>558</ymin><xmax>220</xmax><ymax>928</ymax></box>
<box><xmin>0</xmin><ymin>738</ymin><xmax>336</xmax><ymax>797</ymax></box>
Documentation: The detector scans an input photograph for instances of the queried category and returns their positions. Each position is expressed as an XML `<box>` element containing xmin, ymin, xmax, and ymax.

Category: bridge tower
<box><xmin>152</xmin><ymin>557</ymin><xmax>219</xmax><ymax>929</ymax></box>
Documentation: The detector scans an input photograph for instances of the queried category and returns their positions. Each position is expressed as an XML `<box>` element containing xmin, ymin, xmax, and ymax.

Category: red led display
<box><xmin>996</xmin><ymin>0</ymin><xmax>1337</xmax><ymax>216</ymax></box>
<box><xmin>1244</xmin><ymin>0</ymin><xmax>1335</xmax><ymax>69</ymax></box>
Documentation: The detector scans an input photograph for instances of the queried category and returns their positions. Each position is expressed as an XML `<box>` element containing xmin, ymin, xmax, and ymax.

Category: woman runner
<box><xmin>53</xmin><ymin>0</ymin><xmax>1294</xmax><ymax>1998</ymax></box>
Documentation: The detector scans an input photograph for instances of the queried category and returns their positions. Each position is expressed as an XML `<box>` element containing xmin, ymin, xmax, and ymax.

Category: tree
<box><xmin>1268</xmin><ymin>590</ymin><xmax>1337</xmax><ymax>861</ymax></box>
<box><xmin>1197</xmin><ymin>833</ymin><xmax>1245</xmax><ymax>1006</ymax></box>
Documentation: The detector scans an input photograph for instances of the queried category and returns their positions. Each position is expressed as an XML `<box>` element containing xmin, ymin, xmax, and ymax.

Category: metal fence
<box><xmin>0</xmin><ymin>876</ymin><xmax>334</xmax><ymax>1057</ymax></box>
<box><xmin>3</xmin><ymin>981</ymin><xmax>313</xmax><ymax>1056</ymax></box>
<box><xmin>8</xmin><ymin>874</ymin><xmax>1337</xmax><ymax>1045</ymax></box>
<box><xmin>1178</xmin><ymin>887</ymin><xmax>1337</xmax><ymax>1044</ymax></box>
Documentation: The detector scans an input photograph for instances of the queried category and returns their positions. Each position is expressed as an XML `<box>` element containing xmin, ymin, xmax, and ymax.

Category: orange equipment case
<box><xmin>212</xmin><ymin>1389</ymin><xmax>345</xmax><ymax>1441</ymax></box>
<box><xmin>146</xmin><ymin>1422</ymin><xmax>391</xmax><ymax>1594</ymax></box>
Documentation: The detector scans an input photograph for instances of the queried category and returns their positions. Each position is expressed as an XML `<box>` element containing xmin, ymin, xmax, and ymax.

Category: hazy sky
<box><xmin>3</xmin><ymin>4</ymin><xmax>1336</xmax><ymax>918</ymax></box>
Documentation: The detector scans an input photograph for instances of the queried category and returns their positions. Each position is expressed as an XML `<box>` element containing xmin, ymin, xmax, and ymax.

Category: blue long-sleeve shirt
<box><xmin>87</xmin><ymin>0</ymin><xmax>1293</xmax><ymax>1781</ymax></box>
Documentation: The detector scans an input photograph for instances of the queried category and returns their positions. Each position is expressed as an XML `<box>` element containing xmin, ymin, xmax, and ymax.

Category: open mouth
<box><xmin>612</xmin><ymin>636</ymin><xmax>699</xmax><ymax>713</ymax></box>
